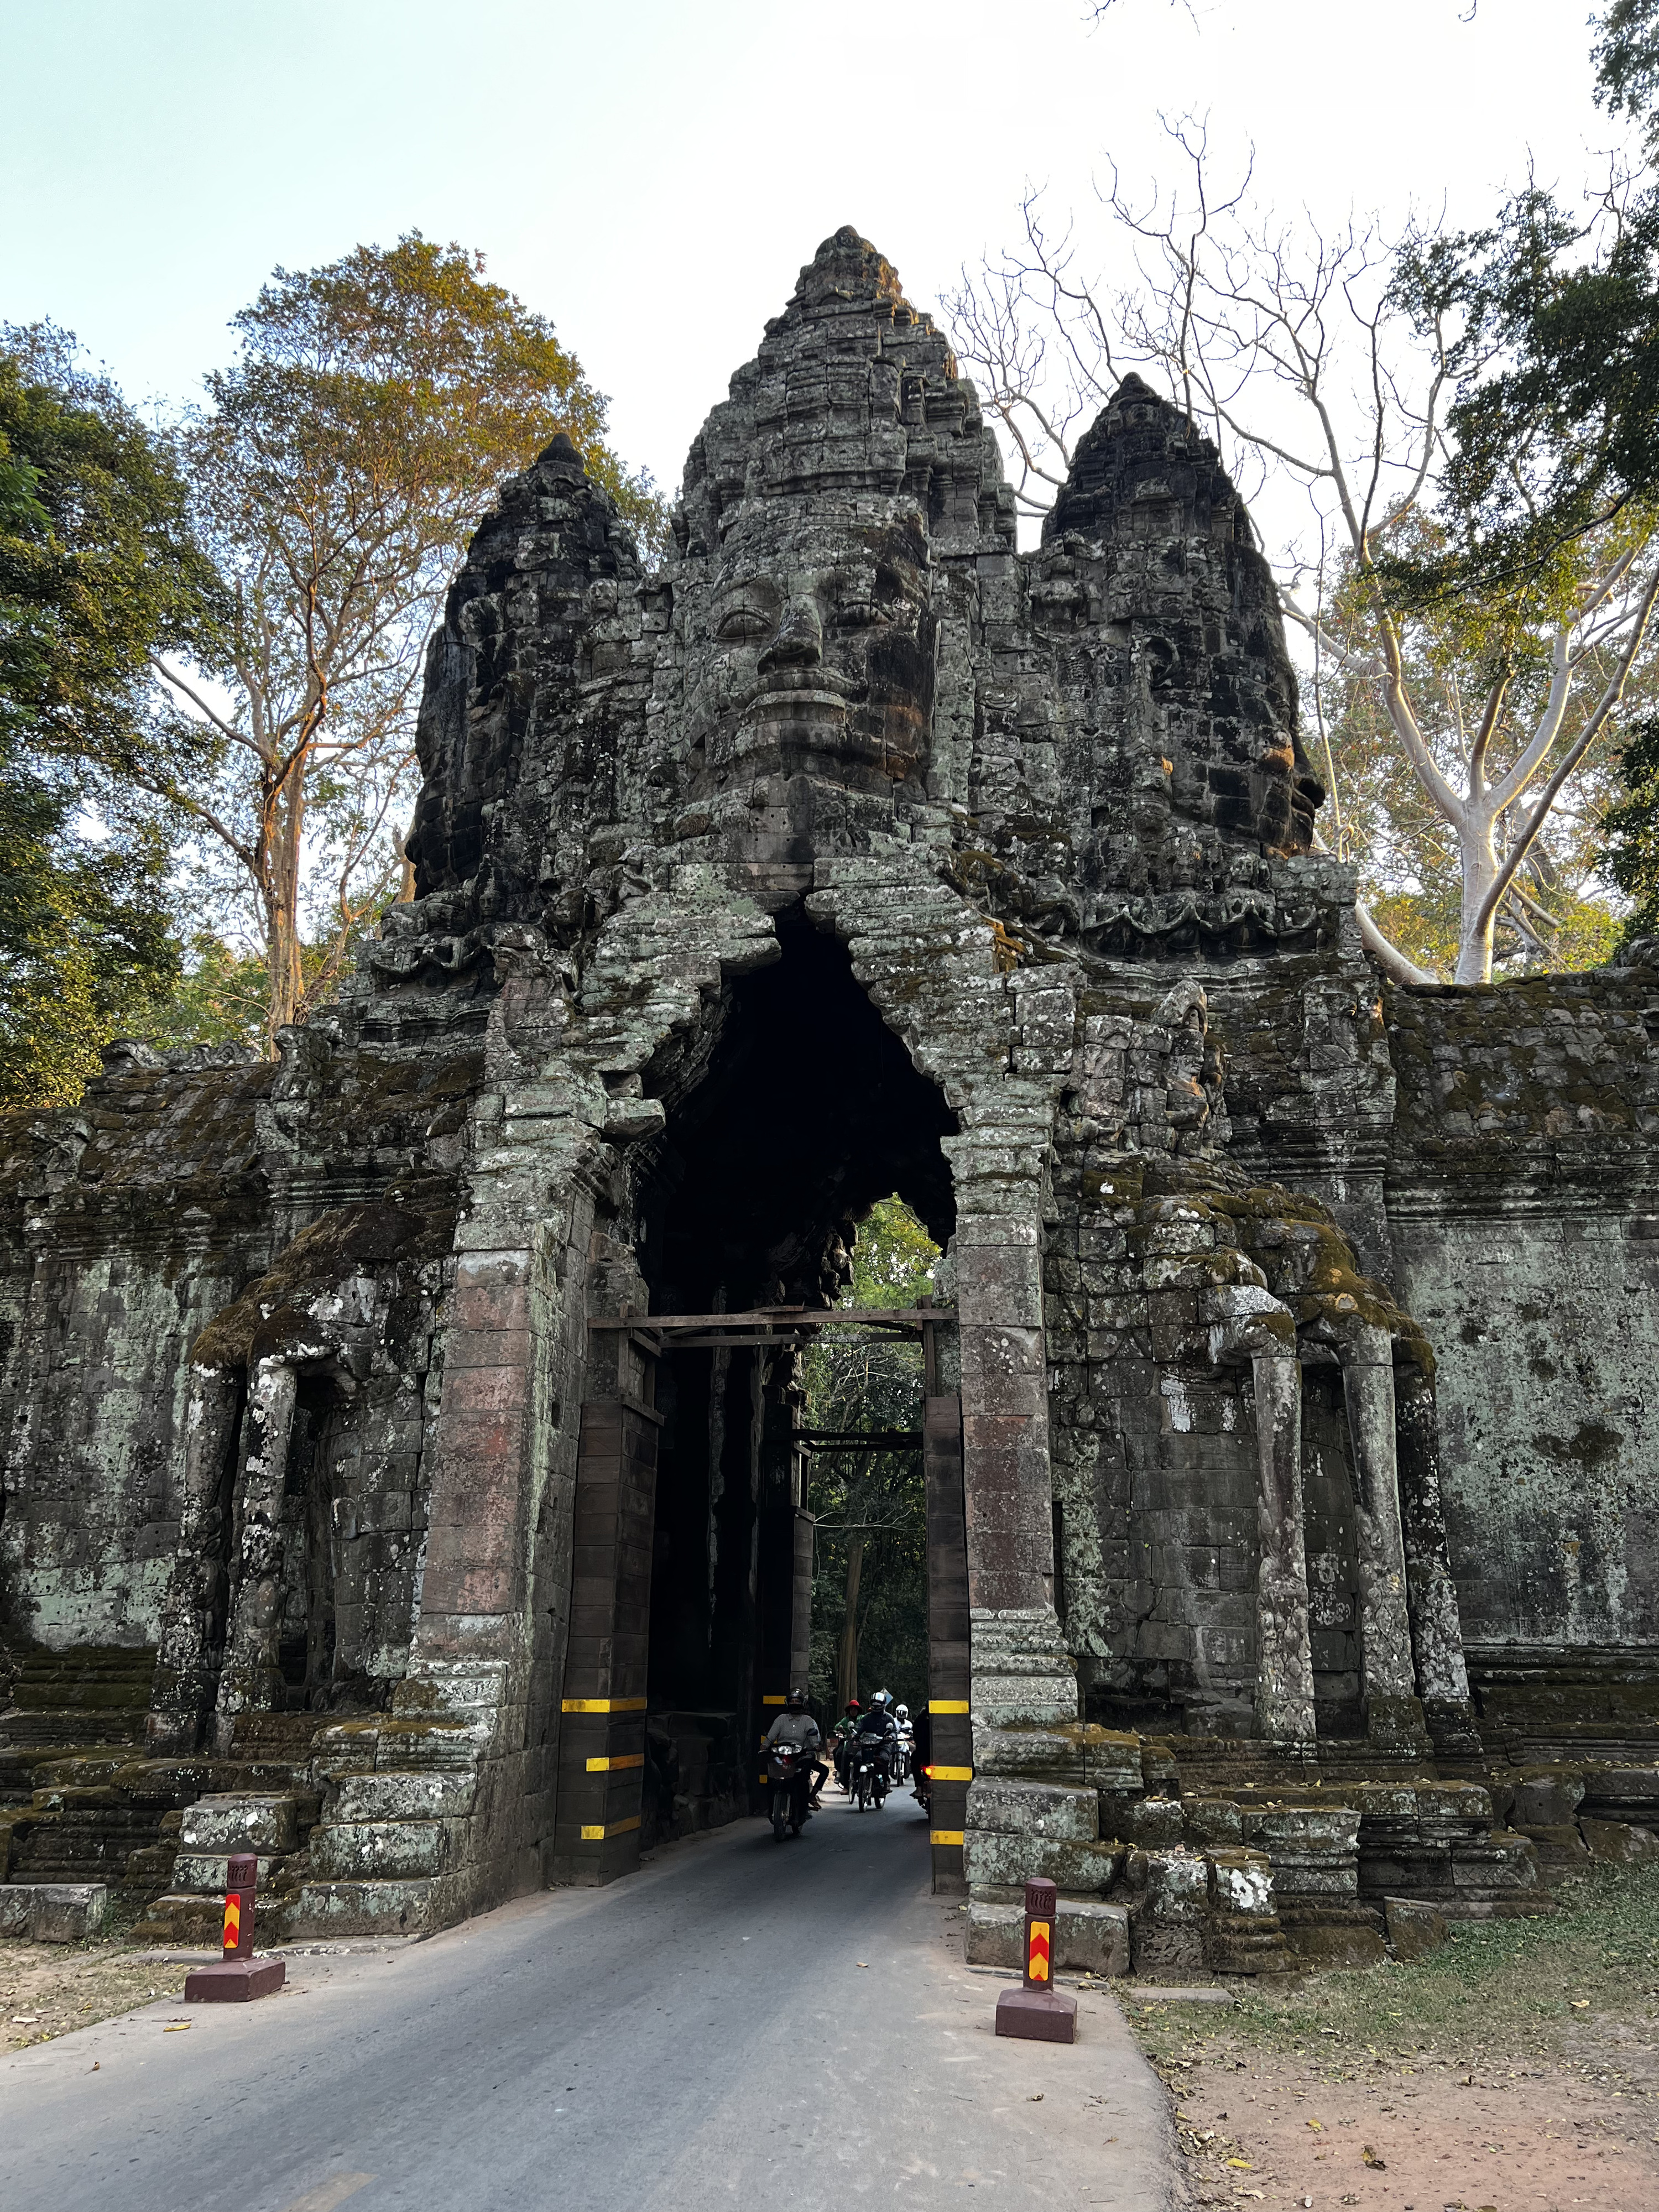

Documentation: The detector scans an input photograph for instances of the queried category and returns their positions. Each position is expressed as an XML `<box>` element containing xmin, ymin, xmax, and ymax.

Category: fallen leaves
<box><xmin>1361</xmin><ymin>2142</ymin><xmax>1386</xmax><ymax>2169</ymax></box>
<box><xmin>1306</xmin><ymin>2117</ymin><xmax>1323</xmax><ymax>2131</ymax></box>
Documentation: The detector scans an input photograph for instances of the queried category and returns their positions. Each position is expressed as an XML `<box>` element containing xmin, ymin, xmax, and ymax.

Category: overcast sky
<box><xmin>0</xmin><ymin>0</ymin><xmax>1611</xmax><ymax>508</ymax></box>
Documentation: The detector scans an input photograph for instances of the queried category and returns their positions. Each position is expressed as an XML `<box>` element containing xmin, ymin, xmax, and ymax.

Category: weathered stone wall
<box><xmin>1385</xmin><ymin>971</ymin><xmax>1659</xmax><ymax>1653</ymax></box>
<box><xmin>0</xmin><ymin>1051</ymin><xmax>276</xmax><ymax>1649</ymax></box>
<box><xmin>4</xmin><ymin>227</ymin><xmax>1659</xmax><ymax>1948</ymax></box>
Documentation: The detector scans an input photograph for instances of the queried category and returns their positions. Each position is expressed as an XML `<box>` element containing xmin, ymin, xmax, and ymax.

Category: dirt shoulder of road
<box><xmin>1</xmin><ymin>1936</ymin><xmax>191</xmax><ymax>2054</ymax></box>
<box><xmin>1126</xmin><ymin>1861</ymin><xmax>1659</xmax><ymax>2211</ymax></box>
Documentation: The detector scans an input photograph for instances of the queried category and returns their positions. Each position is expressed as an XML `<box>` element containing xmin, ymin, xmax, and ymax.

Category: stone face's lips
<box><xmin>743</xmin><ymin>687</ymin><xmax>855</xmax><ymax>726</ymax></box>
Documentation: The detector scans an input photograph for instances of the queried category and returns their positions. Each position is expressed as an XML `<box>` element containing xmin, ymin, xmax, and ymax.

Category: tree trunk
<box><xmin>264</xmin><ymin>769</ymin><xmax>307</xmax><ymax>1046</ymax></box>
<box><xmin>1454</xmin><ymin>807</ymin><xmax>1502</xmax><ymax>985</ymax></box>
<box><xmin>834</xmin><ymin>1533</ymin><xmax>864</xmax><ymax>1713</ymax></box>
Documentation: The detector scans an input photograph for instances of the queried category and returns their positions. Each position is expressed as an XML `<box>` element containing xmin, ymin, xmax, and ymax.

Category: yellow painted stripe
<box><xmin>931</xmin><ymin>1830</ymin><xmax>966</xmax><ymax>1847</ymax></box>
<box><xmin>562</xmin><ymin>1697</ymin><xmax>647</xmax><ymax>1713</ymax></box>
<box><xmin>931</xmin><ymin>1699</ymin><xmax>970</xmax><ymax>1714</ymax></box>
<box><xmin>578</xmin><ymin>1815</ymin><xmax>643</xmax><ymax>1841</ymax></box>
<box><xmin>930</xmin><ymin>1765</ymin><xmax>974</xmax><ymax>1782</ymax></box>
<box><xmin>585</xmin><ymin>1754</ymin><xmax>645</xmax><ymax>1772</ymax></box>
<box><xmin>760</xmin><ymin>1694</ymin><xmax>786</xmax><ymax>1706</ymax></box>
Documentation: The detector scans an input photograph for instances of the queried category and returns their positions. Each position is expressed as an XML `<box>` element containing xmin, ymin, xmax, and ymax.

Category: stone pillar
<box><xmin>952</xmin><ymin>1194</ymin><xmax>1078</xmax><ymax>1731</ymax></box>
<box><xmin>549</xmin><ymin>1391</ymin><xmax>661</xmax><ymax>1884</ymax></box>
<box><xmin>1339</xmin><ymin>1324</ymin><xmax>1428</xmax><ymax>1751</ymax></box>
<box><xmin>1250</xmin><ymin>1352</ymin><xmax>1316</xmax><ymax>1747</ymax></box>
<box><xmin>149</xmin><ymin>1362</ymin><xmax>243</xmax><ymax>1753</ymax></box>
<box><xmin>212</xmin><ymin>1355</ymin><xmax>297</xmax><ymax>1750</ymax></box>
<box><xmin>925</xmin><ymin>1391</ymin><xmax>971</xmax><ymax>1894</ymax></box>
<box><xmin>1394</xmin><ymin>1361</ymin><xmax>1481</xmax><ymax>1756</ymax></box>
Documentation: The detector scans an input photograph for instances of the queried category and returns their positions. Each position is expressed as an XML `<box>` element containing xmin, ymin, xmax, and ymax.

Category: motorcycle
<box><xmin>912</xmin><ymin>1760</ymin><xmax>932</xmax><ymax>1818</ymax></box>
<box><xmin>766</xmin><ymin>1740</ymin><xmax>814</xmax><ymax>1841</ymax></box>
<box><xmin>849</xmin><ymin>1735</ymin><xmax>890</xmax><ymax>1812</ymax></box>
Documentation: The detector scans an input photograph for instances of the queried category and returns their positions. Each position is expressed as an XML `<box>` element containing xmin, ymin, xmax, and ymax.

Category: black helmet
<box><xmin>786</xmin><ymin>1686</ymin><xmax>809</xmax><ymax>1710</ymax></box>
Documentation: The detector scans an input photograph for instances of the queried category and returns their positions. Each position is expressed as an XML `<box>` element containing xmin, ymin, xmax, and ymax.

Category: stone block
<box><xmin>1385</xmin><ymin>1896</ymin><xmax>1449</xmax><ymax>1959</ymax></box>
<box><xmin>1512</xmin><ymin>1772</ymin><xmax>1585</xmax><ymax>1826</ymax></box>
<box><xmin>1580</xmin><ymin>1767</ymin><xmax>1659</xmax><ymax>1824</ymax></box>
<box><xmin>1515</xmin><ymin>1822</ymin><xmax>1590</xmax><ymax>1868</ymax></box>
<box><xmin>963</xmin><ymin>1830</ymin><xmax>1123</xmax><ymax>1895</ymax></box>
<box><xmin>1129</xmin><ymin>1846</ymin><xmax>1211</xmax><ymax>1919</ymax></box>
<box><xmin>170</xmin><ymin>1852</ymin><xmax>284</xmax><ymax>1894</ymax></box>
<box><xmin>290</xmin><ymin>1877</ymin><xmax>439</xmax><ymax>1938</ymax></box>
<box><xmin>965</xmin><ymin>1900</ymin><xmax>1022</xmax><ymax>1968</ymax></box>
<box><xmin>0</xmin><ymin>1882</ymin><xmax>109</xmax><ymax>1943</ymax></box>
<box><xmin>1058</xmin><ymin>1900</ymin><xmax>1130</xmax><ymax>1975</ymax></box>
<box><xmin>1282</xmin><ymin>1918</ymin><xmax>1388</xmax><ymax>1969</ymax></box>
<box><xmin>332</xmin><ymin>1770</ymin><xmax>478</xmax><ymax>1824</ymax></box>
<box><xmin>1579</xmin><ymin>1818</ymin><xmax>1659</xmax><ymax>1865</ymax></box>
<box><xmin>1123</xmin><ymin>1797</ymin><xmax>1186</xmax><ymax>1849</ymax></box>
<box><xmin>307</xmin><ymin>1818</ymin><xmax>448</xmax><ymax>1881</ymax></box>
<box><xmin>1185</xmin><ymin>1796</ymin><xmax>1244</xmax><ymax>1848</ymax></box>
<box><xmin>967</xmin><ymin>1778</ymin><xmax>1098</xmax><ymax>1843</ymax></box>
<box><xmin>179</xmin><ymin>1793</ymin><xmax>298</xmax><ymax>1855</ymax></box>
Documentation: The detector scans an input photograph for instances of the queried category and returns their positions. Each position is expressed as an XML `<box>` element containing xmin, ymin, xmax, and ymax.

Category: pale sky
<box><xmin>0</xmin><ymin>0</ymin><xmax>1610</xmax><ymax>511</ymax></box>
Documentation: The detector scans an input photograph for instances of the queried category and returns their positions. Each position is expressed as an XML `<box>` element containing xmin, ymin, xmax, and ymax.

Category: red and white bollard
<box><xmin>183</xmin><ymin>1850</ymin><xmax>286</xmax><ymax>2001</ymax></box>
<box><xmin>994</xmin><ymin>1876</ymin><xmax>1077</xmax><ymax>2043</ymax></box>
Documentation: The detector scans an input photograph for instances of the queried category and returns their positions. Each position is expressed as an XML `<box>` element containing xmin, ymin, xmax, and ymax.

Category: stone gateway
<box><xmin>4</xmin><ymin>231</ymin><xmax>1658</xmax><ymax>1968</ymax></box>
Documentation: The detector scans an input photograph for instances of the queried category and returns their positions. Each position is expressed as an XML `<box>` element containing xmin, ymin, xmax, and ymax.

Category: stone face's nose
<box><xmin>758</xmin><ymin>597</ymin><xmax>823</xmax><ymax>675</ymax></box>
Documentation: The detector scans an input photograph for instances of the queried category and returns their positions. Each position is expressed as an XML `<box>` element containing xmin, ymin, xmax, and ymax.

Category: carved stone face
<box><xmin>679</xmin><ymin>504</ymin><xmax>937</xmax><ymax>801</ymax></box>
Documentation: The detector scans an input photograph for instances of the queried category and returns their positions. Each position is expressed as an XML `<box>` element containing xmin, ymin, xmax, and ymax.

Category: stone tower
<box><xmin>3</xmin><ymin>231</ymin><xmax>1657</xmax><ymax>1959</ymax></box>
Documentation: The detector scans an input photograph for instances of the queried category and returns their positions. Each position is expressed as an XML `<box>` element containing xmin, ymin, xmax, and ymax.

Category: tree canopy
<box><xmin>805</xmin><ymin>1197</ymin><xmax>938</xmax><ymax>1715</ymax></box>
<box><xmin>152</xmin><ymin>234</ymin><xmax>665</xmax><ymax>1049</ymax></box>
<box><xmin>0</xmin><ymin>330</ymin><xmax>213</xmax><ymax>1106</ymax></box>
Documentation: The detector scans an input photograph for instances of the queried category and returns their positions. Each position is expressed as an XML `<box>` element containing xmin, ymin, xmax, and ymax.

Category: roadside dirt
<box><xmin>0</xmin><ymin>1938</ymin><xmax>187</xmax><ymax>2053</ymax></box>
<box><xmin>1134</xmin><ymin>2000</ymin><xmax>1659</xmax><ymax>2210</ymax></box>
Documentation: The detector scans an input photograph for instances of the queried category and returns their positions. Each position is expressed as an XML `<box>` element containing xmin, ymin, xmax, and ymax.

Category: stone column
<box><xmin>212</xmin><ymin>1355</ymin><xmax>297</xmax><ymax>1750</ymax></box>
<box><xmin>1250</xmin><ymin>1352</ymin><xmax>1316</xmax><ymax>1746</ymax></box>
<box><xmin>148</xmin><ymin>1362</ymin><xmax>243</xmax><ymax>1753</ymax></box>
<box><xmin>1394</xmin><ymin>1361</ymin><xmax>1481</xmax><ymax>1755</ymax></box>
<box><xmin>1339</xmin><ymin>1324</ymin><xmax>1428</xmax><ymax>1751</ymax></box>
<box><xmin>948</xmin><ymin>1176</ymin><xmax>1078</xmax><ymax>1733</ymax></box>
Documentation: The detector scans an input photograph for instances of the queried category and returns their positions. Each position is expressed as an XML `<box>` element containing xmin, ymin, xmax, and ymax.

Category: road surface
<box><xmin>1</xmin><ymin>1788</ymin><xmax>1175</xmax><ymax>2210</ymax></box>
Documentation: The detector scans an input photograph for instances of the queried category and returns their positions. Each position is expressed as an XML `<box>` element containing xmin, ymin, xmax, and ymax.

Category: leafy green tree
<box><xmin>153</xmin><ymin>235</ymin><xmax>665</xmax><ymax>1047</ymax></box>
<box><xmin>1608</xmin><ymin>716</ymin><xmax>1659</xmax><ymax>945</ymax></box>
<box><xmin>0</xmin><ymin>328</ymin><xmax>212</xmax><ymax>1105</ymax></box>
<box><xmin>805</xmin><ymin>1197</ymin><xmax>938</xmax><ymax>1716</ymax></box>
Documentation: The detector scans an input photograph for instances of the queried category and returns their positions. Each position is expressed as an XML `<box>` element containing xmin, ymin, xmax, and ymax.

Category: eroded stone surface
<box><xmin>1</xmin><ymin>227</ymin><xmax>1656</xmax><ymax>1950</ymax></box>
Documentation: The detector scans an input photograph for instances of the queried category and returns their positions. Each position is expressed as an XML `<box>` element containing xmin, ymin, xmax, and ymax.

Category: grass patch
<box><xmin>1131</xmin><ymin>1862</ymin><xmax>1659</xmax><ymax>2085</ymax></box>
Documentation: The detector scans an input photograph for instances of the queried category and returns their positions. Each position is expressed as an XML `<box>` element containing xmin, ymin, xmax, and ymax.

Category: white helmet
<box><xmin>896</xmin><ymin>1704</ymin><xmax>910</xmax><ymax>1721</ymax></box>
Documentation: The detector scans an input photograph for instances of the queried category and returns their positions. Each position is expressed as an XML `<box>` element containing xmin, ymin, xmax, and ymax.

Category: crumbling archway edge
<box><xmin>315</xmin><ymin>858</ymin><xmax>1075</xmax><ymax>1936</ymax></box>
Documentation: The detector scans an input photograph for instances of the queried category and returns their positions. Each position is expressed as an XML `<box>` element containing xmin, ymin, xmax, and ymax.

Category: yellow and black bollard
<box><xmin>994</xmin><ymin>1877</ymin><xmax>1077</xmax><ymax>2043</ymax></box>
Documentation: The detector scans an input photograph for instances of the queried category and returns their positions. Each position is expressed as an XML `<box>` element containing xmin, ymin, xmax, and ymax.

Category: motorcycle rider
<box><xmin>856</xmin><ymin>1689</ymin><xmax>901</xmax><ymax>1796</ymax></box>
<box><xmin>912</xmin><ymin>1702</ymin><xmax>933</xmax><ymax>1812</ymax></box>
<box><xmin>764</xmin><ymin>1687</ymin><xmax>823</xmax><ymax>1832</ymax></box>
<box><xmin>832</xmin><ymin>1697</ymin><xmax>863</xmax><ymax>1792</ymax></box>
<box><xmin>894</xmin><ymin>1702</ymin><xmax>914</xmax><ymax>1783</ymax></box>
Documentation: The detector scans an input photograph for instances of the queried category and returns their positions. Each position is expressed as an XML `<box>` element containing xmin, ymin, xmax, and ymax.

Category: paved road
<box><xmin>1</xmin><ymin>1790</ymin><xmax>1174</xmax><ymax>2211</ymax></box>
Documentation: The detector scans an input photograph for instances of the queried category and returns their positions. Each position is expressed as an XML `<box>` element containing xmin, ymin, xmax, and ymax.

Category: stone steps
<box><xmin>0</xmin><ymin>1646</ymin><xmax>156</xmax><ymax>1754</ymax></box>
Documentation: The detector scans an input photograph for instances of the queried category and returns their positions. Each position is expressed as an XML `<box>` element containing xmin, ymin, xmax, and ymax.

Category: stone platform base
<box><xmin>183</xmin><ymin>1957</ymin><xmax>285</xmax><ymax>2001</ymax></box>
<box><xmin>995</xmin><ymin>1986</ymin><xmax>1077</xmax><ymax>2043</ymax></box>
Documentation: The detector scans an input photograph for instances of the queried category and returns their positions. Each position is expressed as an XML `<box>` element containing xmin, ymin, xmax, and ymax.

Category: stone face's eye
<box><xmin>834</xmin><ymin>600</ymin><xmax>886</xmax><ymax>630</ymax></box>
<box><xmin>717</xmin><ymin>608</ymin><xmax>770</xmax><ymax>643</ymax></box>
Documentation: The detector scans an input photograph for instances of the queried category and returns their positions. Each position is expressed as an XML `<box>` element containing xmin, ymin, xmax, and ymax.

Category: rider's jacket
<box><xmin>765</xmin><ymin>1710</ymin><xmax>822</xmax><ymax>1755</ymax></box>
